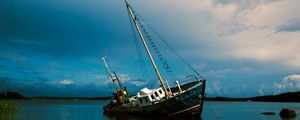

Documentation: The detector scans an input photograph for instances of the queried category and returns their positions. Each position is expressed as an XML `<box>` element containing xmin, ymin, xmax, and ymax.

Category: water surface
<box><xmin>14</xmin><ymin>100</ymin><xmax>300</xmax><ymax>120</ymax></box>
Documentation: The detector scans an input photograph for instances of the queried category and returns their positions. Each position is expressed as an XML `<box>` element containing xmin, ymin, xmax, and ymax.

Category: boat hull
<box><xmin>103</xmin><ymin>80</ymin><xmax>206</xmax><ymax>116</ymax></box>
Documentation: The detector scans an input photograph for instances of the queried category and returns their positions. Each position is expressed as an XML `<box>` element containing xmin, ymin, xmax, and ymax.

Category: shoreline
<box><xmin>1</xmin><ymin>91</ymin><xmax>300</xmax><ymax>102</ymax></box>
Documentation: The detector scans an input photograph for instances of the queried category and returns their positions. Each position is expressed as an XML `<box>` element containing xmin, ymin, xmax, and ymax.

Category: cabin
<box><xmin>131</xmin><ymin>87</ymin><xmax>166</xmax><ymax>107</ymax></box>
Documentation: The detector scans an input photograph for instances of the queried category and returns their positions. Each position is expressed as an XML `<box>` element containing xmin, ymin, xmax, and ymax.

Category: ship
<box><xmin>101</xmin><ymin>0</ymin><xmax>206</xmax><ymax>117</ymax></box>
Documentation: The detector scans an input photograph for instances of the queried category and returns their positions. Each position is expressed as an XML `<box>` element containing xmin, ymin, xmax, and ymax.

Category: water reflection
<box><xmin>281</xmin><ymin>117</ymin><xmax>296</xmax><ymax>120</ymax></box>
<box><xmin>103</xmin><ymin>113</ymin><xmax>202</xmax><ymax>120</ymax></box>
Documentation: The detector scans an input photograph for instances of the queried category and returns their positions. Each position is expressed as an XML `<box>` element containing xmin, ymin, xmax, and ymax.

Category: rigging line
<box><xmin>138</xmin><ymin>26</ymin><xmax>178</xmax><ymax>86</ymax></box>
<box><xmin>133</xmin><ymin>11</ymin><xmax>205</xmax><ymax>80</ymax></box>
<box><xmin>126</xmin><ymin>5</ymin><xmax>151</xmax><ymax>85</ymax></box>
<box><xmin>134</xmin><ymin>11</ymin><xmax>176</xmax><ymax>79</ymax></box>
<box><xmin>136</xmin><ymin>16</ymin><xmax>177</xmax><ymax>84</ymax></box>
<box><xmin>207</xmin><ymin>100</ymin><xmax>221</xmax><ymax>120</ymax></box>
<box><xmin>130</xmin><ymin>14</ymin><xmax>151</xmax><ymax>85</ymax></box>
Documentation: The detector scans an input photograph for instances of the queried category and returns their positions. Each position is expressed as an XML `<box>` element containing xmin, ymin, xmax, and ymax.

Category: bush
<box><xmin>0</xmin><ymin>100</ymin><xmax>20</xmax><ymax>120</ymax></box>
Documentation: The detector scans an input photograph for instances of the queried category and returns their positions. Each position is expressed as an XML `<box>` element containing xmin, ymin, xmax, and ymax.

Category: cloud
<box><xmin>11</xmin><ymin>39</ymin><xmax>47</xmax><ymax>46</ymax></box>
<box><xmin>192</xmin><ymin>63</ymin><xmax>207</xmax><ymax>70</ymax></box>
<box><xmin>59</xmin><ymin>79</ymin><xmax>73</xmax><ymax>85</ymax></box>
<box><xmin>257</xmin><ymin>83</ymin><xmax>273</xmax><ymax>96</ymax></box>
<box><xmin>0</xmin><ymin>51</ymin><xmax>27</xmax><ymax>64</ymax></box>
<box><xmin>205</xmin><ymin>79</ymin><xmax>262</xmax><ymax>97</ymax></box>
<box><xmin>0</xmin><ymin>0</ymin><xmax>132</xmax><ymax>58</ymax></box>
<box><xmin>276</xmin><ymin>19</ymin><xmax>300</xmax><ymax>32</ymax></box>
<box><xmin>0</xmin><ymin>77</ymin><xmax>10</xmax><ymax>92</ymax></box>
<box><xmin>0</xmin><ymin>76</ymin><xmax>115</xmax><ymax>97</ymax></box>
<box><xmin>258</xmin><ymin>74</ymin><xmax>300</xmax><ymax>95</ymax></box>
<box><xmin>113</xmin><ymin>73</ymin><xmax>147</xmax><ymax>87</ymax></box>
<box><xmin>273</xmin><ymin>74</ymin><xmax>300</xmax><ymax>92</ymax></box>
<box><xmin>205</xmin><ymin>67</ymin><xmax>253</xmax><ymax>78</ymax></box>
<box><xmin>63</xmin><ymin>74</ymin><xmax>73</xmax><ymax>77</ymax></box>
<box><xmin>206</xmin><ymin>80</ymin><xmax>224</xmax><ymax>96</ymax></box>
<box><xmin>130</xmin><ymin>79</ymin><xmax>147</xmax><ymax>87</ymax></box>
<box><xmin>180</xmin><ymin>0</ymin><xmax>300</xmax><ymax>68</ymax></box>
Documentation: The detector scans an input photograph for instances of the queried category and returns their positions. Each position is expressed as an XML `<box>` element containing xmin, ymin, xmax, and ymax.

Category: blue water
<box><xmin>14</xmin><ymin>100</ymin><xmax>300</xmax><ymax>120</ymax></box>
<box><xmin>202</xmin><ymin>101</ymin><xmax>300</xmax><ymax>120</ymax></box>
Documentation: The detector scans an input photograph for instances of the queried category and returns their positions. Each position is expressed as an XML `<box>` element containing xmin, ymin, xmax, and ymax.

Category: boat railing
<box><xmin>180</xmin><ymin>75</ymin><xmax>200</xmax><ymax>85</ymax></box>
<box><xmin>170</xmin><ymin>75</ymin><xmax>201</xmax><ymax>92</ymax></box>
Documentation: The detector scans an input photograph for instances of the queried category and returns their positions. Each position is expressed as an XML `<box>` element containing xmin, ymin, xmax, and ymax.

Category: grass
<box><xmin>0</xmin><ymin>100</ymin><xmax>20</xmax><ymax>120</ymax></box>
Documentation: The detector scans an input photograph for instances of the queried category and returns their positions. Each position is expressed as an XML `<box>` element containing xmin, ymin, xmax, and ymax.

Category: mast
<box><xmin>125</xmin><ymin>0</ymin><xmax>170</xmax><ymax>97</ymax></box>
<box><xmin>101</xmin><ymin>57</ymin><xmax>120</xmax><ymax>90</ymax></box>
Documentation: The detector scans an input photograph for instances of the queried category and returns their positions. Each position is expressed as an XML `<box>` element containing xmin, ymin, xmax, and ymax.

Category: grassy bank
<box><xmin>0</xmin><ymin>100</ymin><xmax>20</xmax><ymax>120</ymax></box>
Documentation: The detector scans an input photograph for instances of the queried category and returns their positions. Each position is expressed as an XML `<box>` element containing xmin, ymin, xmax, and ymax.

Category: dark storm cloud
<box><xmin>0</xmin><ymin>0</ymin><xmax>131</xmax><ymax>57</ymax></box>
<box><xmin>0</xmin><ymin>77</ymin><xmax>10</xmax><ymax>91</ymax></box>
<box><xmin>0</xmin><ymin>57</ymin><xmax>38</xmax><ymax>76</ymax></box>
<box><xmin>0</xmin><ymin>75</ymin><xmax>145</xmax><ymax>97</ymax></box>
<box><xmin>276</xmin><ymin>19</ymin><xmax>300</xmax><ymax>32</ymax></box>
<box><xmin>0</xmin><ymin>76</ymin><xmax>103</xmax><ymax>97</ymax></box>
<box><xmin>0</xmin><ymin>65</ymin><xmax>13</xmax><ymax>72</ymax></box>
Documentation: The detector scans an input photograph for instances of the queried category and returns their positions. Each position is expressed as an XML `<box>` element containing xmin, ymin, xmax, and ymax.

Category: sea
<box><xmin>11</xmin><ymin>100</ymin><xmax>300</xmax><ymax>120</ymax></box>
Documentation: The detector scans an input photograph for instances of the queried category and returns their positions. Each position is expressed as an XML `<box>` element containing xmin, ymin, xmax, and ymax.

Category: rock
<box><xmin>279</xmin><ymin>108</ymin><xmax>297</xmax><ymax>118</ymax></box>
<box><xmin>261</xmin><ymin>112</ymin><xmax>275</xmax><ymax>115</ymax></box>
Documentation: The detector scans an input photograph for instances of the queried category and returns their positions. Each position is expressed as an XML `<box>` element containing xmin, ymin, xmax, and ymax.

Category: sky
<box><xmin>0</xmin><ymin>0</ymin><xmax>300</xmax><ymax>97</ymax></box>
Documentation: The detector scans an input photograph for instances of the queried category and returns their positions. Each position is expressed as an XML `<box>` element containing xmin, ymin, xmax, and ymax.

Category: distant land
<box><xmin>1</xmin><ymin>91</ymin><xmax>300</xmax><ymax>102</ymax></box>
<box><xmin>0</xmin><ymin>92</ymin><xmax>110</xmax><ymax>100</ymax></box>
<box><xmin>206</xmin><ymin>91</ymin><xmax>300</xmax><ymax>102</ymax></box>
